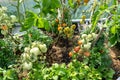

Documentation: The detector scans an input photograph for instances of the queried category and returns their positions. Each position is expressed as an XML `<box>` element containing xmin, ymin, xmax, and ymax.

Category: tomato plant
<box><xmin>0</xmin><ymin>39</ymin><xmax>16</xmax><ymax>68</ymax></box>
<box><xmin>0</xmin><ymin>0</ymin><xmax>119</xmax><ymax>79</ymax></box>
<box><xmin>0</xmin><ymin>6</ymin><xmax>17</xmax><ymax>36</ymax></box>
<box><xmin>107</xmin><ymin>5</ymin><xmax>120</xmax><ymax>46</ymax></box>
<box><xmin>0</xmin><ymin>68</ymin><xmax>18</xmax><ymax>80</ymax></box>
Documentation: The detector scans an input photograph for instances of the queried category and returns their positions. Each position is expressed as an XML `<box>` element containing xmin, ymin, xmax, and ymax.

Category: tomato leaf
<box><xmin>109</xmin><ymin>35</ymin><xmax>117</xmax><ymax>46</ymax></box>
<box><xmin>22</xmin><ymin>11</ymin><xmax>38</xmax><ymax>31</ymax></box>
<box><xmin>37</xmin><ymin>18</ymin><xmax>44</xmax><ymax>28</ymax></box>
<box><xmin>110</xmin><ymin>26</ymin><xmax>116</xmax><ymax>34</ymax></box>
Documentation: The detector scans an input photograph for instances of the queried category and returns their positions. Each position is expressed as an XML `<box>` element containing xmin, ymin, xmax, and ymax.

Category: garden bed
<box><xmin>0</xmin><ymin>0</ymin><xmax>120</xmax><ymax>80</ymax></box>
<box><xmin>110</xmin><ymin>46</ymin><xmax>120</xmax><ymax>79</ymax></box>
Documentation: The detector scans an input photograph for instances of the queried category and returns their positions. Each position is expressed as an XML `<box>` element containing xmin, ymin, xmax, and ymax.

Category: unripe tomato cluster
<box><xmin>57</xmin><ymin>22</ymin><xmax>76</xmax><ymax>38</ymax></box>
<box><xmin>55</xmin><ymin>17</ymin><xmax>76</xmax><ymax>38</ymax></box>
<box><xmin>21</xmin><ymin>41</ymin><xmax>47</xmax><ymax>70</ymax></box>
<box><xmin>69</xmin><ymin>33</ymin><xmax>97</xmax><ymax>57</ymax></box>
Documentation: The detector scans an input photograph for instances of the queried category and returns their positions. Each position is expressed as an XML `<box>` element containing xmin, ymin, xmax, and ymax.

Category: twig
<box><xmin>91</xmin><ymin>27</ymin><xmax>105</xmax><ymax>48</ymax></box>
<box><xmin>8</xmin><ymin>32</ymin><xmax>20</xmax><ymax>44</ymax></box>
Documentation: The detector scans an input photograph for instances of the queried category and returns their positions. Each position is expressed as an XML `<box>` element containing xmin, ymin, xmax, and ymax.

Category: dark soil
<box><xmin>46</xmin><ymin>35</ymin><xmax>80</xmax><ymax>66</ymax></box>
<box><xmin>109</xmin><ymin>46</ymin><xmax>120</xmax><ymax>79</ymax></box>
<box><xmin>0</xmin><ymin>34</ymin><xmax>4</xmax><ymax>38</ymax></box>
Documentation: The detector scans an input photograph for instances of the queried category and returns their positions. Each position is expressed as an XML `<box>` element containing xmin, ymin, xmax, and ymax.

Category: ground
<box><xmin>46</xmin><ymin>34</ymin><xmax>120</xmax><ymax>79</ymax></box>
<box><xmin>110</xmin><ymin>46</ymin><xmax>120</xmax><ymax>79</ymax></box>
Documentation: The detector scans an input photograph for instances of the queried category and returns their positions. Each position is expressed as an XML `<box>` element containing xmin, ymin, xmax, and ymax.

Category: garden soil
<box><xmin>46</xmin><ymin>35</ymin><xmax>80</xmax><ymax>66</ymax></box>
<box><xmin>109</xmin><ymin>46</ymin><xmax>120</xmax><ymax>79</ymax></box>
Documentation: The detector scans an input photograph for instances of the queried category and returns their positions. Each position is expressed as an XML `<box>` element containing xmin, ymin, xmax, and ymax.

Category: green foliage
<box><xmin>68</xmin><ymin>0</ymin><xmax>74</xmax><ymax>8</ymax></box>
<box><xmin>0</xmin><ymin>39</ymin><xmax>16</xmax><ymax>68</ymax></box>
<box><xmin>0</xmin><ymin>6</ymin><xmax>17</xmax><ymax>36</ymax></box>
<box><xmin>22</xmin><ymin>11</ymin><xmax>37</xmax><ymax>30</ymax></box>
<box><xmin>29</xmin><ymin>60</ymin><xmax>102</xmax><ymax>80</ymax></box>
<box><xmin>33</xmin><ymin>0</ymin><xmax>61</xmax><ymax>15</ymax></box>
<box><xmin>22</xmin><ymin>27</ymin><xmax>53</xmax><ymax>47</ymax></box>
<box><xmin>22</xmin><ymin>0</ymin><xmax>61</xmax><ymax>31</ymax></box>
<box><xmin>91</xmin><ymin>3</ymin><xmax>116</xmax><ymax>32</ymax></box>
<box><xmin>107</xmin><ymin>5</ymin><xmax>120</xmax><ymax>46</ymax></box>
<box><xmin>70</xmin><ymin>33</ymin><xmax>115</xmax><ymax>79</ymax></box>
<box><xmin>22</xmin><ymin>11</ymin><xmax>51</xmax><ymax>31</ymax></box>
<box><xmin>41</xmin><ymin>0</ymin><xmax>60</xmax><ymax>15</ymax></box>
<box><xmin>88</xmin><ymin>47</ymin><xmax>114</xmax><ymax>79</ymax></box>
<box><xmin>0</xmin><ymin>68</ymin><xmax>18</xmax><ymax>80</ymax></box>
<box><xmin>84</xmin><ymin>34</ymin><xmax>115</xmax><ymax>80</ymax></box>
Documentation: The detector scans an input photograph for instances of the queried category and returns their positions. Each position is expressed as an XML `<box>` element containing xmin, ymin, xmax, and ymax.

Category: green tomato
<box><xmin>83</xmin><ymin>43</ymin><xmax>91</xmax><ymax>50</ymax></box>
<box><xmin>92</xmin><ymin>33</ymin><xmax>97</xmax><ymax>39</ymax></box>
<box><xmin>21</xmin><ymin>53</ymin><xmax>30</xmax><ymax>61</ymax></box>
<box><xmin>22</xmin><ymin>62</ymin><xmax>32</xmax><ymax>70</ymax></box>
<box><xmin>30</xmin><ymin>47</ymin><xmax>41</xmax><ymax>55</ymax></box>
<box><xmin>39</xmin><ymin>44</ymin><xmax>47</xmax><ymax>53</ymax></box>
<box><xmin>24</xmin><ymin>47</ymin><xmax>30</xmax><ymax>53</ymax></box>
<box><xmin>87</xmin><ymin>34</ymin><xmax>93</xmax><ymax>41</ymax></box>
<box><xmin>81</xmin><ymin>34</ymin><xmax>87</xmax><ymax>38</ymax></box>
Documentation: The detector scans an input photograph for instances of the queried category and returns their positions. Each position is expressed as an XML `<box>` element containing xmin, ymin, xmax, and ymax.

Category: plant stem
<box><xmin>22</xmin><ymin>0</ymin><xmax>26</xmax><ymax>19</ymax></box>
<box><xmin>91</xmin><ymin>5</ymin><xmax>117</xmax><ymax>32</ymax></box>
<box><xmin>8</xmin><ymin>32</ymin><xmax>20</xmax><ymax>44</ymax></box>
<box><xmin>17</xmin><ymin>0</ymin><xmax>21</xmax><ymax>24</ymax></box>
<box><xmin>91</xmin><ymin>27</ymin><xmax>105</xmax><ymax>48</ymax></box>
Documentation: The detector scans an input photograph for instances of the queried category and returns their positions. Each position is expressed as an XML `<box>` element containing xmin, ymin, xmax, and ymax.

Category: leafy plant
<box><xmin>29</xmin><ymin>60</ymin><xmax>102</xmax><ymax>80</ymax></box>
<box><xmin>22</xmin><ymin>11</ymin><xmax>51</xmax><ymax>31</ymax></box>
<box><xmin>22</xmin><ymin>27</ymin><xmax>53</xmax><ymax>47</ymax></box>
<box><xmin>0</xmin><ymin>39</ymin><xmax>17</xmax><ymax>68</ymax></box>
<box><xmin>68</xmin><ymin>32</ymin><xmax>98</xmax><ymax>58</ymax></box>
<box><xmin>11</xmin><ymin>0</ymin><xmax>25</xmax><ymax>24</ymax></box>
<box><xmin>91</xmin><ymin>0</ymin><xmax>117</xmax><ymax>32</ymax></box>
<box><xmin>21</xmin><ymin>0</ymin><xmax>61</xmax><ymax>32</ymax></box>
<box><xmin>84</xmin><ymin>34</ymin><xmax>115</xmax><ymax>80</ymax></box>
<box><xmin>0</xmin><ymin>6</ymin><xmax>17</xmax><ymax>36</ymax></box>
<box><xmin>68</xmin><ymin>31</ymin><xmax>115</xmax><ymax>79</ymax></box>
<box><xmin>21</xmin><ymin>41</ymin><xmax>47</xmax><ymax>70</ymax></box>
<box><xmin>107</xmin><ymin>4</ymin><xmax>120</xmax><ymax>46</ymax></box>
<box><xmin>34</xmin><ymin>0</ymin><xmax>61</xmax><ymax>15</ymax></box>
<box><xmin>87</xmin><ymin>47</ymin><xmax>115</xmax><ymax>80</ymax></box>
<box><xmin>0</xmin><ymin>67</ymin><xmax>18</xmax><ymax>80</ymax></box>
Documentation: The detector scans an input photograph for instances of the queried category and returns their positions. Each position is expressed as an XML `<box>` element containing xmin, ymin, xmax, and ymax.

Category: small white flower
<box><xmin>87</xmin><ymin>34</ymin><xmax>92</xmax><ymax>39</ymax></box>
